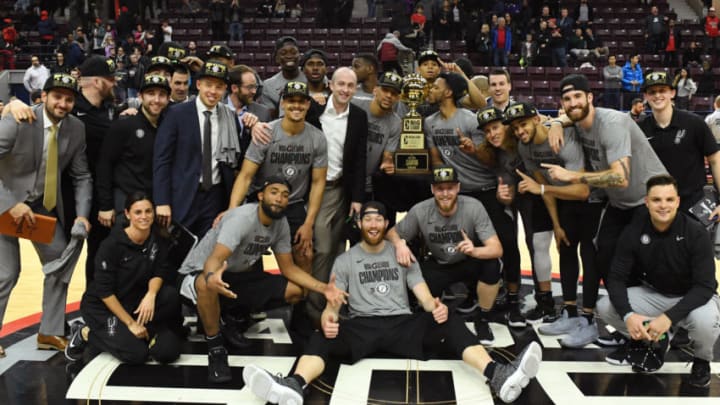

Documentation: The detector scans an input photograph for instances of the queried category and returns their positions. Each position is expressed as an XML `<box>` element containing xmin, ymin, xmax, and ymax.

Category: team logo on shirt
<box><xmin>374</xmin><ymin>282</ymin><xmax>390</xmax><ymax>296</ymax></box>
<box><xmin>674</xmin><ymin>129</ymin><xmax>686</xmax><ymax>145</ymax></box>
<box><xmin>442</xmin><ymin>148</ymin><xmax>453</xmax><ymax>157</ymax></box>
<box><xmin>135</xmin><ymin>129</ymin><xmax>145</xmax><ymax>139</ymax></box>
<box><xmin>284</xmin><ymin>165</ymin><xmax>298</xmax><ymax>178</ymax></box>
<box><xmin>446</xmin><ymin>245</ymin><xmax>457</xmax><ymax>254</ymax></box>
<box><xmin>640</xmin><ymin>234</ymin><xmax>651</xmax><ymax>245</ymax></box>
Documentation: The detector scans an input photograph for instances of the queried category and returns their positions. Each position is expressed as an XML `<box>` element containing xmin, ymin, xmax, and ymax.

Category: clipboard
<box><xmin>0</xmin><ymin>210</ymin><xmax>57</xmax><ymax>244</ymax></box>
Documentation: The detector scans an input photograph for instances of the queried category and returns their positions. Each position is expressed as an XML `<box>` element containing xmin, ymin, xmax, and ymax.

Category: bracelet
<box><xmin>204</xmin><ymin>272</ymin><xmax>214</xmax><ymax>283</ymax></box>
<box><xmin>622</xmin><ymin>312</ymin><xmax>634</xmax><ymax>322</ymax></box>
<box><xmin>540</xmin><ymin>184</ymin><xmax>545</xmax><ymax>196</ymax></box>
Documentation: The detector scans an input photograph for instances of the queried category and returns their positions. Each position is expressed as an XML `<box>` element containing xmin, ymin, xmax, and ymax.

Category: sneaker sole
<box><xmin>507</xmin><ymin>320</ymin><xmax>527</xmax><ymax>328</ymax></box>
<box><xmin>243</xmin><ymin>364</ymin><xmax>303</xmax><ymax>405</ymax></box>
<box><xmin>605</xmin><ymin>356</ymin><xmax>630</xmax><ymax>366</ymax></box>
<box><xmin>538</xmin><ymin>321</ymin><xmax>583</xmax><ymax>336</ymax></box>
<box><xmin>596</xmin><ymin>338</ymin><xmax>627</xmax><ymax>347</ymax></box>
<box><xmin>499</xmin><ymin>341</ymin><xmax>542</xmax><ymax>403</ymax></box>
<box><xmin>208</xmin><ymin>353</ymin><xmax>232</xmax><ymax>384</ymax></box>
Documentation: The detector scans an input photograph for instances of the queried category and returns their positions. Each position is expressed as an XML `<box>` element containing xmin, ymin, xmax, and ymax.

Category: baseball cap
<box><xmin>476</xmin><ymin>106</ymin><xmax>505</xmax><ymax>129</ymax></box>
<box><xmin>418</xmin><ymin>49</ymin><xmax>440</xmax><ymax>65</ymax></box>
<box><xmin>432</xmin><ymin>166</ymin><xmax>459</xmax><ymax>184</ymax></box>
<box><xmin>79</xmin><ymin>55</ymin><xmax>116</xmax><ymax>77</ymax></box>
<box><xmin>196</xmin><ymin>61</ymin><xmax>230</xmax><ymax>84</ymax></box>
<box><xmin>206</xmin><ymin>44</ymin><xmax>234</xmax><ymax>60</ymax></box>
<box><xmin>438</xmin><ymin>72</ymin><xmax>468</xmax><ymax>101</ymax></box>
<box><xmin>260</xmin><ymin>175</ymin><xmax>292</xmax><ymax>193</ymax></box>
<box><xmin>158</xmin><ymin>41</ymin><xmax>187</xmax><ymax>62</ymax></box>
<box><xmin>377</xmin><ymin>71</ymin><xmax>403</xmax><ymax>93</ymax></box>
<box><xmin>275</xmin><ymin>36</ymin><xmax>299</xmax><ymax>52</ymax></box>
<box><xmin>503</xmin><ymin>102</ymin><xmax>539</xmax><ymax>124</ymax></box>
<box><xmin>642</xmin><ymin>71</ymin><xmax>673</xmax><ymax>92</ymax></box>
<box><xmin>559</xmin><ymin>74</ymin><xmax>590</xmax><ymax>95</ymax></box>
<box><xmin>300</xmin><ymin>49</ymin><xmax>327</xmax><ymax>68</ymax></box>
<box><xmin>147</xmin><ymin>56</ymin><xmax>174</xmax><ymax>74</ymax></box>
<box><xmin>282</xmin><ymin>81</ymin><xmax>311</xmax><ymax>99</ymax></box>
<box><xmin>43</xmin><ymin>73</ymin><xmax>78</xmax><ymax>95</ymax></box>
<box><xmin>139</xmin><ymin>74</ymin><xmax>171</xmax><ymax>94</ymax></box>
<box><xmin>359</xmin><ymin>201</ymin><xmax>387</xmax><ymax>219</ymax></box>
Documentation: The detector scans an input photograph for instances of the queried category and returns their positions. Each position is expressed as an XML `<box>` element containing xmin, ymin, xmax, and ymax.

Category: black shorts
<box><xmin>529</xmin><ymin>194</ymin><xmax>553</xmax><ymax>233</ymax></box>
<box><xmin>219</xmin><ymin>270</ymin><xmax>288</xmax><ymax>315</ymax></box>
<box><xmin>420</xmin><ymin>257</ymin><xmax>502</xmax><ymax>297</ymax></box>
<box><xmin>304</xmin><ymin>312</ymin><xmax>477</xmax><ymax>364</ymax></box>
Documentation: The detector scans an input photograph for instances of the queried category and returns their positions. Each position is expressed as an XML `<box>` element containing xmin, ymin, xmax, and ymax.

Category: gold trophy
<box><xmin>394</xmin><ymin>73</ymin><xmax>430</xmax><ymax>175</ymax></box>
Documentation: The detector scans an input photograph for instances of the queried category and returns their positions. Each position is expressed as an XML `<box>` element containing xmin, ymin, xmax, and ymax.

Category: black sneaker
<box><xmin>596</xmin><ymin>330</ymin><xmax>628</xmax><ymax>347</ymax></box>
<box><xmin>488</xmin><ymin>341</ymin><xmax>542</xmax><ymax>403</ymax></box>
<box><xmin>689</xmin><ymin>360</ymin><xmax>711</xmax><ymax>388</ymax></box>
<box><xmin>64</xmin><ymin>321</ymin><xmax>87</xmax><ymax>362</ymax></box>
<box><xmin>243</xmin><ymin>364</ymin><xmax>304</xmax><ymax>404</ymax></box>
<box><xmin>506</xmin><ymin>306</ymin><xmax>527</xmax><ymax>328</ymax></box>
<box><xmin>208</xmin><ymin>347</ymin><xmax>232</xmax><ymax>383</ymax></box>
<box><xmin>474</xmin><ymin>319</ymin><xmax>495</xmax><ymax>346</ymax></box>
<box><xmin>524</xmin><ymin>304</ymin><xmax>557</xmax><ymax>325</ymax></box>
<box><xmin>605</xmin><ymin>343</ymin><xmax>630</xmax><ymax>366</ymax></box>
<box><xmin>456</xmin><ymin>296</ymin><xmax>478</xmax><ymax>314</ymax></box>
<box><xmin>221</xmin><ymin>316</ymin><xmax>253</xmax><ymax>349</ymax></box>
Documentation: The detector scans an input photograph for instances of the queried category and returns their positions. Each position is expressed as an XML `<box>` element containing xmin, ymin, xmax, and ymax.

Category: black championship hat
<box><xmin>559</xmin><ymin>74</ymin><xmax>590</xmax><ymax>95</ymax></box>
<box><xmin>197</xmin><ymin>61</ymin><xmax>230</xmax><ymax>84</ymax></box>
<box><xmin>359</xmin><ymin>201</ymin><xmax>388</xmax><ymax>219</ymax></box>
<box><xmin>206</xmin><ymin>44</ymin><xmax>234</xmax><ymax>60</ymax></box>
<box><xmin>438</xmin><ymin>71</ymin><xmax>468</xmax><ymax>101</ymax></box>
<box><xmin>432</xmin><ymin>166</ymin><xmax>459</xmax><ymax>184</ymax></box>
<box><xmin>43</xmin><ymin>73</ymin><xmax>78</xmax><ymax>95</ymax></box>
<box><xmin>79</xmin><ymin>55</ymin><xmax>116</xmax><ymax>77</ymax></box>
<box><xmin>503</xmin><ymin>102</ymin><xmax>539</xmax><ymax>124</ymax></box>
<box><xmin>476</xmin><ymin>106</ymin><xmax>505</xmax><ymax>129</ymax></box>
<box><xmin>147</xmin><ymin>56</ymin><xmax>174</xmax><ymax>74</ymax></box>
<box><xmin>377</xmin><ymin>71</ymin><xmax>404</xmax><ymax>93</ymax></box>
<box><xmin>418</xmin><ymin>49</ymin><xmax>441</xmax><ymax>65</ymax></box>
<box><xmin>642</xmin><ymin>71</ymin><xmax>674</xmax><ymax>92</ymax></box>
<box><xmin>139</xmin><ymin>73</ymin><xmax>171</xmax><ymax>93</ymax></box>
<box><xmin>282</xmin><ymin>81</ymin><xmax>310</xmax><ymax>99</ymax></box>
<box><xmin>158</xmin><ymin>41</ymin><xmax>186</xmax><ymax>62</ymax></box>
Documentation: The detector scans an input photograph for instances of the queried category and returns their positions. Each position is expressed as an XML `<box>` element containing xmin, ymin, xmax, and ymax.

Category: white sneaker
<box><xmin>560</xmin><ymin>317</ymin><xmax>599</xmax><ymax>348</ymax></box>
<box><xmin>242</xmin><ymin>364</ymin><xmax>304</xmax><ymax>405</ymax></box>
<box><xmin>538</xmin><ymin>309</ymin><xmax>583</xmax><ymax>336</ymax></box>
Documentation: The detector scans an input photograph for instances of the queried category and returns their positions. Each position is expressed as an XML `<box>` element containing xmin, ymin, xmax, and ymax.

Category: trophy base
<box><xmin>394</xmin><ymin>150</ymin><xmax>431</xmax><ymax>175</ymax></box>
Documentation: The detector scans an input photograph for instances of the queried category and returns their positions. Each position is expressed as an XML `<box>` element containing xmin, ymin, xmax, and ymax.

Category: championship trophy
<box><xmin>394</xmin><ymin>73</ymin><xmax>431</xmax><ymax>175</ymax></box>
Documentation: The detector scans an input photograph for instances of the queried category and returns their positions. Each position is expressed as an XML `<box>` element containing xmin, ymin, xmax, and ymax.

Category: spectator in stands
<box><xmin>377</xmin><ymin>32</ymin><xmax>412</xmax><ymax>75</ymax></box>
<box><xmin>51</xmin><ymin>52</ymin><xmax>71</xmax><ymax>75</ymax></box>
<box><xmin>290</xmin><ymin>3</ymin><xmax>303</xmax><ymax>18</ymax></box>
<box><xmin>673</xmin><ymin>68</ymin><xmax>697</xmax><ymax>111</ymax></box>
<box><xmin>210</xmin><ymin>0</ymin><xmax>227</xmax><ymax>41</ymax></box>
<box><xmin>187</xmin><ymin>41</ymin><xmax>198</xmax><ymax>57</ymax></box>
<box><xmin>663</xmin><ymin>19</ymin><xmax>681</xmax><ymax>68</ymax></box>
<box><xmin>1</xmin><ymin>19</ymin><xmax>17</xmax><ymax>49</ymax></box>
<box><xmin>535</xmin><ymin>19</ymin><xmax>551</xmax><ymax>67</ymax></box>
<box><xmin>436</xmin><ymin>0</ymin><xmax>453</xmax><ymax>40</ymax></box>
<box><xmin>535</xmin><ymin>5</ymin><xmax>554</xmax><ymax>32</ymax></box>
<box><xmin>704</xmin><ymin>7</ymin><xmax>720</xmax><ymax>57</ymax></box>
<box><xmin>520</xmin><ymin>33</ymin><xmax>537</xmax><ymax>67</ymax></box>
<box><xmin>704</xmin><ymin>95</ymin><xmax>720</xmax><ymax>143</ymax></box>
<box><xmin>29</xmin><ymin>90</ymin><xmax>41</xmax><ymax>105</ymax></box>
<box><xmin>132</xmin><ymin>24</ymin><xmax>147</xmax><ymax>51</ymax></box>
<box><xmin>451</xmin><ymin>0</ymin><xmax>464</xmax><ymax>40</ymax></box>
<box><xmin>475</xmin><ymin>23</ymin><xmax>492</xmax><ymax>67</ymax></box>
<box><xmin>622</xmin><ymin>54</ymin><xmax>644</xmax><ymax>110</ymax></box>
<box><xmin>409</xmin><ymin>4</ymin><xmax>428</xmax><ymax>50</ymax></box>
<box><xmin>23</xmin><ymin>55</ymin><xmax>50</xmax><ymax>94</ymax></box>
<box><xmin>697</xmin><ymin>60</ymin><xmax>715</xmax><ymax>96</ymax></box>
<box><xmin>116</xmin><ymin>6</ymin><xmax>134</xmax><ymax>41</ymax></box>
<box><xmin>558</xmin><ymin>7</ymin><xmax>574</xmax><ymax>36</ymax></box>
<box><xmin>645</xmin><ymin>5</ymin><xmax>667</xmax><ymax>54</ymax></box>
<box><xmin>274</xmin><ymin>0</ymin><xmax>287</xmax><ymax>17</ymax></box>
<box><xmin>584</xmin><ymin>27</ymin><xmax>608</xmax><ymax>62</ymax></box>
<box><xmin>92</xmin><ymin>18</ymin><xmax>106</xmax><ymax>55</ymax></box>
<box><xmin>126</xmin><ymin>52</ymin><xmax>143</xmax><ymax>99</ymax></box>
<box><xmin>603</xmin><ymin>55</ymin><xmax>623</xmax><ymax>110</ymax></box>
<box><xmin>229</xmin><ymin>0</ymin><xmax>244</xmax><ymax>41</ymax></box>
<box><xmin>491</xmin><ymin>16</ymin><xmax>512</xmax><ymax>66</ymax></box>
<box><xmin>416</xmin><ymin>0</ymin><xmax>435</xmax><ymax>39</ymax></box>
<box><xmin>573</xmin><ymin>0</ymin><xmax>593</xmax><ymax>30</ymax></box>
<box><xmin>37</xmin><ymin>10</ymin><xmax>56</xmax><ymax>45</ymax></box>
<box><xmin>161</xmin><ymin>20</ymin><xmax>172</xmax><ymax>43</ymax></box>
<box><xmin>548</xmin><ymin>19</ymin><xmax>567</xmax><ymax>67</ymax></box>
<box><xmin>683</xmin><ymin>41</ymin><xmax>703</xmax><ymax>68</ymax></box>
<box><xmin>629</xmin><ymin>98</ymin><xmax>646</xmax><ymax>122</ymax></box>
<box><xmin>567</xmin><ymin>27</ymin><xmax>586</xmax><ymax>64</ymax></box>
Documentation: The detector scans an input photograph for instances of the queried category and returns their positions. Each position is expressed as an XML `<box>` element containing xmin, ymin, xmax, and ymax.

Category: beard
<box><xmin>260</xmin><ymin>201</ymin><xmax>286</xmax><ymax>219</ymax></box>
<box><xmin>566</xmin><ymin>102</ymin><xmax>590</xmax><ymax>122</ymax></box>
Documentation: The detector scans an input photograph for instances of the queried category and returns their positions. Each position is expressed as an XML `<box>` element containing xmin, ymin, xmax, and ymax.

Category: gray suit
<box><xmin>0</xmin><ymin>104</ymin><xmax>91</xmax><ymax>335</ymax></box>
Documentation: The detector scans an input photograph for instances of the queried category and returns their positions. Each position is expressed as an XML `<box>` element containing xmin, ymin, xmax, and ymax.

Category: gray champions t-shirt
<box><xmin>179</xmin><ymin>203</ymin><xmax>292</xmax><ymax>274</ymax></box>
<box><xmin>575</xmin><ymin>107</ymin><xmax>667</xmax><ymax>209</ymax></box>
<box><xmin>425</xmin><ymin>108</ymin><xmax>498</xmax><ymax>192</ymax></box>
<box><xmin>395</xmin><ymin>195</ymin><xmax>497</xmax><ymax>265</ymax></box>
<box><xmin>518</xmin><ymin>128</ymin><xmax>584</xmax><ymax>186</ymax></box>
<box><xmin>332</xmin><ymin>242</ymin><xmax>425</xmax><ymax>318</ymax></box>
<box><xmin>245</xmin><ymin>119</ymin><xmax>328</xmax><ymax>204</ymax></box>
<box><xmin>353</xmin><ymin>98</ymin><xmax>401</xmax><ymax>191</ymax></box>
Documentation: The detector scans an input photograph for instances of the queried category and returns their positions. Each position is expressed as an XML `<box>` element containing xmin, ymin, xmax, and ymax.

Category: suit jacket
<box><xmin>153</xmin><ymin>100</ymin><xmax>241</xmax><ymax>224</ymax></box>
<box><xmin>0</xmin><ymin>104</ymin><xmax>92</xmax><ymax>226</ymax></box>
<box><xmin>307</xmin><ymin>98</ymin><xmax>367</xmax><ymax>204</ymax></box>
<box><xmin>238</xmin><ymin>102</ymin><xmax>272</xmax><ymax>161</ymax></box>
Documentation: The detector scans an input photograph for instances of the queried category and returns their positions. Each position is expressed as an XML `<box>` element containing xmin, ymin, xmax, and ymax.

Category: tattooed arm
<box><xmin>541</xmin><ymin>156</ymin><xmax>630</xmax><ymax>188</ymax></box>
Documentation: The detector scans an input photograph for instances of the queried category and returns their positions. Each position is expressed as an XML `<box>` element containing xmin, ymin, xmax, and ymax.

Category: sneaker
<box><xmin>474</xmin><ymin>319</ymin><xmax>495</xmax><ymax>346</ymax></box>
<box><xmin>524</xmin><ymin>304</ymin><xmax>557</xmax><ymax>325</ymax></box>
<box><xmin>689</xmin><ymin>360</ymin><xmax>711</xmax><ymax>388</ymax></box>
<box><xmin>559</xmin><ymin>318</ymin><xmax>599</xmax><ymax>348</ymax></box>
<box><xmin>243</xmin><ymin>364</ymin><xmax>304</xmax><ymax>405</ymax></box>
<box><xmin>596</xmin><ymin>331</ymin><xmax>628</xmax><ymax>347</ymax></box>
<box><xmin>221</xmin><ymin>316</ymin><xmax>253</xmax><ymax>349</ymax></box>
<box><xmin>605</xmin><ymin>344</ymin><xmax>631</xmax><ymax>366</ymax></box>
<box><xmin>208</xmin><ymin>347</ymin><xmax>232</xmax><ymax>383</ymax></box>
<box><xmin>64</xmin><ymin>322</ymin><xmax>87</xmax><ymax>362</ymax></box>
<box><xmin>538</xmin><ymin>310</ymin><xmax>583</xmax><ymax>336</ymax></box>
<box><xmin>456</xmin><ymin>296</ymin><xmax>478</xmax><ymax>314</ymax></box>
<box><xmin>489</xmin><ymin>341</ymin><xmax>542</xmax><ymax>403</ymax></box>
<box><xmin>505</xmin><ymin>306</ymin><xmax>527</xmax><ymax>328</ymax></box>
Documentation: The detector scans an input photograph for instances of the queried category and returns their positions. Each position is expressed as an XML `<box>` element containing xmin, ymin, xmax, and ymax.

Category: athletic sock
<box><xmin>565</xmin><ymin>304</ymin><xmax>578</xmax><ymax>318</ymax></box>
<box><xmin>507</xmin><ymin>292</ymin><xmax>520</xmax><ymax>306</ymax></box>
<box><xmin>206</xmin><ymin>333</ymin><xmax>225</xmax><ymax>351</ymax></box>
<box><xmin>479</xmin><ymin>308</ymin><xmax>491</xmax><ymax>321</ymax></box>
<box><xmin>581</xmin><ymin>311</ymin><xmax>594</xmax><ymax>324</ymax></box>
<box><xmin>290</xmin><ymin>374</ymin><xmax>307</xmax><ymax>388</ymax></box>
<box><xmin>483</xmin><ymin>361</ymin><xmax>497</xmax><ymax>380</ymax></box>
<box><xmin>538</xmin><ymin>291</ymin><xmax>553</xmax><ymax>306</ymax></box>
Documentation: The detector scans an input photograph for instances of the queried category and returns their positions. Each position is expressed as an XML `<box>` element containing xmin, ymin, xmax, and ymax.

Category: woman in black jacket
<box><xmin>66</xmin><ymin>192</ymin><xmax>182</xmax><ymax>364</ymax></box>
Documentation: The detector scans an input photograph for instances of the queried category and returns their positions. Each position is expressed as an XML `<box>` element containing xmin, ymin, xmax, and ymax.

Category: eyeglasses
<box><xmin>241</xmin><ymin>84</ymin><xmax>259</xmax><ymax>91</ymax></box>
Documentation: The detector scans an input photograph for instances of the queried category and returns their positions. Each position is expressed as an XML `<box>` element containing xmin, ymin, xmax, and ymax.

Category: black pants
<box><xmin>558</xmin><ymin>200</ymin><xmax>603</xmax><ymax>306</ymax></box>
<box><xmin>304</xmin><ymin>312</ymin><xmax>478</xmax><ymax>364</ymax></box>
<box><xmin>182</xmin><ymin>184</ymin><xmax>226</xmax><ymax>239</ymax></box>
<box><xmin>421</xmin><ymin>257</ymin><xmax>502</xmax><ymax>298</ymax></box>
<box><xmin>82</xmin><ymin>285</ymin><xmax>182</xmax><ymax>364</ymax></box>
<box><xmin>595</xmin><ymin>204</ymin><xmax>642</xmax><ymax>284</ymax></box>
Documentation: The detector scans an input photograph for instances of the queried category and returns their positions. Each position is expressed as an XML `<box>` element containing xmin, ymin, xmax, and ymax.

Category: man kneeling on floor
<box><xmin>243</xmin><ymin>201</ymin><xmax>542</xmax><ymax>404</ymax></box>
<box><xmin>597</xmin><ymin>174</ymin><xmax>720</xmax><ymax>387</ymax></box>
<box><xmin>179</xmin><ymin>176</ymin><xmax>347</xmax><ymax>383</ymax></box>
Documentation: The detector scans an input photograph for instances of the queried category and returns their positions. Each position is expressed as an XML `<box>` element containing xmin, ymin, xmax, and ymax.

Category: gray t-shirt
<box><xmin>425</xmin><ymin>109</ymin><xmax>497</xmax><ymax>192</ymax></box>
<box><xmin>245</xmin><ymin>119</ymin><xmax>328</xmax><ymax>204</ymax></box>
<box><xmin>518</xmin><ymin>128</ymin><xmax>584</xmax><ymax>186</ymax></box>
<box><xmin>258</xmin><ymin>71</ymin><xmax>308</xmax><ymax>113</ymax></box>
<box><xmin>178</xmin><ymin>203</ymin><xmax>291</xmax><ymax>274</ymax></box>
<box><xmin>395</xmin><ymin>195</ymin><xmax>497</xmax><ymax>265</ymax></box>
<box><xmin>354</xmin><ymin>98</ymin><xmax>402</xmax><ymax>191</ymax></box>
<box><xmin>332</xmin><ymin>242</ymin><xmax>425</xmax><ymax>318</ymax></box>
<box><xmin>575</xmin><ymin>107</ymin><xmax>667</xmax><ymax>209</ymax></box>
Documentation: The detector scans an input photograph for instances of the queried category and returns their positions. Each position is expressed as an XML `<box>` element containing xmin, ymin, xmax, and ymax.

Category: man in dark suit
<box><xmin>153</xmin><ymin>61</ymin><xmax>243</xmax><ymax>238</ymax></box>
<box><xmin>227</xmin><ymin>64</ymin><xmax>271</xmax><ymax>161</ymax></box>
<box><xmin>0</xmin><ymin>74</ymin><xmax>92</xmax><ymax>354</ymax></box>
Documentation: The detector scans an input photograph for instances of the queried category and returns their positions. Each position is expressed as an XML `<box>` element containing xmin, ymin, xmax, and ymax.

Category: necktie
<box><xmin>43</xmin><ymin>125</ymin><xmax>58</xmax><ymax>211</ymax></box>
<box><xmin>202</xmin><ymin>110</ymin><xmax>213</xmax><ymax>191</ymax></box>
